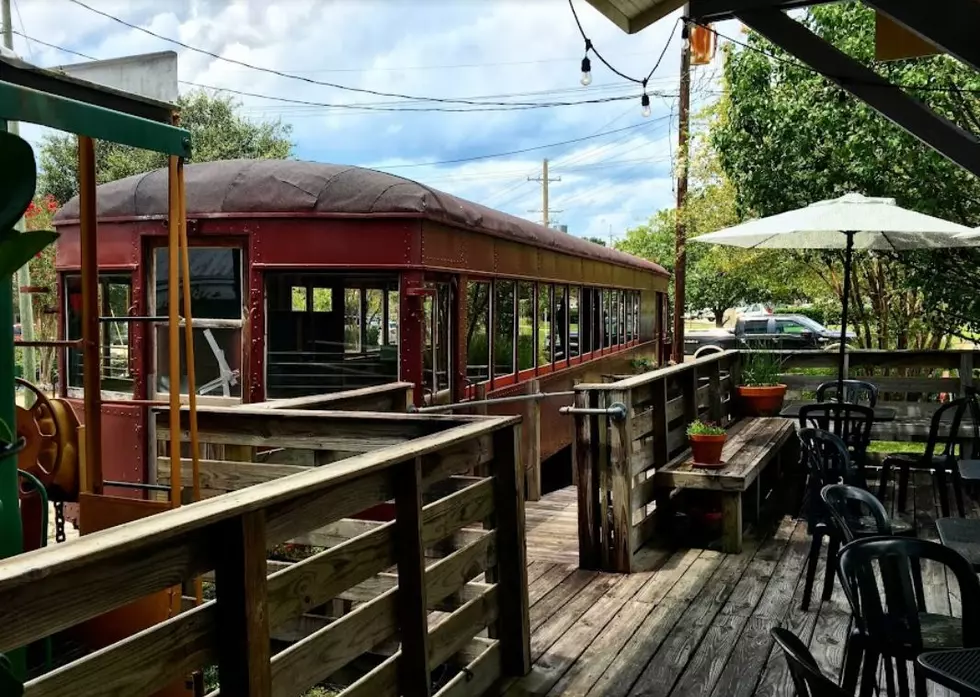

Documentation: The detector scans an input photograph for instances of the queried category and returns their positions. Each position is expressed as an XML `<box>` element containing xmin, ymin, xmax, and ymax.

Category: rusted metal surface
<box><xmin>65</xmin><ymin>399</ymin><xmax>145</xmax><ymax>499</ymax></box>
<box><xmin>53</xmin><ymin>159</ymin><xmax>667</xmax><ymax>276</ymax></box>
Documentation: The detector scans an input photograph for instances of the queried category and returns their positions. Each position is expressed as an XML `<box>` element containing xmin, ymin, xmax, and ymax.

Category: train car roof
<box><xmin>54</xmin><ymin>159</ymin><xmax>667</xmax><ymax>276</ymax></box>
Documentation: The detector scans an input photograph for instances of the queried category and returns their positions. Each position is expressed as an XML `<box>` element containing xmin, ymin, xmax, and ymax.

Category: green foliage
<box><xmin>630</xmin><ymin>356</ymin><xmax>655</xmax><ymax>373</ymax></box>
<box><xmin>774</xmin><ymin>305</ymin><xmax>839</xmax><ymax>327</ymax></box>
<box><xmin>583</xmin><ymin>236</ymin><xmax>607</xmax><ymax>246</ymax></box>
<box><xmin>711</xmin><ymin>3</ymin><xmax>980</xmax><ymax>348</ymax></box>
<box><xmin>687</xmin><ymin>419</ymin><xmax>725</xmax><ymax>436</ymax></box>
<box><xmin>739</xmin><ymin>348</ymin><xmax>785</xmax><ymax>387</ymax></box>
<box><xmin>616</xmin><ymin>126</ymin><xmax>799</xmax><ymax>325</ymax></box>
<box><xmin>37</xmin><ymin>90</ymin><xmax>294</xmax><ymax>204</ymax></box>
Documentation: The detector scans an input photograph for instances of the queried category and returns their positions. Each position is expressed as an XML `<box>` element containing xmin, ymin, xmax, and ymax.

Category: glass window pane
<box><xmin>553</xmin><ymin>286</ymin><xmax>567</xmax><ymax>363</ymax></box>
<box><xmin>365</xmin><ymin>289</ymin><xmax>383</xmax><ymax>348</ymax></box>
<box><xmin>466</xmin><ymin>282</ymin><xmax>490</xmax><ymax>384</ymax></box>
<box><xmin>609</xmin><ymin>291</ymin><xmax>620</xmax><ymax>346</ymax></box>
<box><xmin>436</xmin><ymin>284</ymin><xmax>451</xmax><ymax>392</ymax></box>
<box><xmin>156</xmin><ymin>326</ymin><xmax>241</xmax><ymax>397</ymax></box>
<box><xmin>537</xmin><ymin>285</ymin><xmax>552</xmax><ymax>365</ymax></box>
<box><xmin>619</xmin><ymin>290</ymin><xmax>626</xmax><ymax>345</ymax></box>
<box><xmin>155</xmin><ymin>248</ymin><xmax>241</xmax><ymax>319</ymax></box>
<box><xmin>494</xmin><ymin>280</ymin><xmax>515</xmax><ymax>377</ymax></box>
<box><xmin>312</xmin><ymin>287</ymin><xmax>332</xmax><ymax>312</ymax></box>
<box><xmin>569</xmin><ymin>287</ymin><xmax>581</xmax><ymax>358</ymax></box>
<box><xmin>422</xmin><ymin>295</ymin><xmax>434</xmax><ymax>393</ymax></box>
<box><xmin>517</xmin><ymin>282</ymin><xmax>535</xmax><ymax>371</ymax></box>
<box><xmin>602</xmin><ymin>290</ymin><xmax>611</xmax><ymax>348</ymax></box>
<box><xmin>626</xmin><ymin>291</ymin><xmax>633</xmax><ymax>342</ymax></box>
<box><xmin>345</xmin><ymin>289</ymin><xmax>362</xmax><ymax>353</ymax></box>
<box><xmin>291</xmin><ymin>287</ymin><xmax>307</xmax><ymax>312</ymax></box>
<box><xmin>386</xmin><ymin>290</ymin><xmax>399</xmax><ymax>346</ymax></box>
<box><xmin>66</xmin><ymin>274</ymin><xmax>133</xmax><ymax>392</ymax></box>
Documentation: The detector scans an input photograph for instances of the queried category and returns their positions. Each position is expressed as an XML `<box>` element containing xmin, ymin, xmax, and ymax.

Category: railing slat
<box><xmin>215</xmin><ymin>510</ymin><xmax>272</xmax><ymax>696</ymax></box>
<box><xmin>394</xmin><ymin>458</ymin><xmax>432</xmax><ymax>697</ymax></box>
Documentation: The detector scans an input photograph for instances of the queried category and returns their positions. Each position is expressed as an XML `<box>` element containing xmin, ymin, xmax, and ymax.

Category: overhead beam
<box><xmin>688</xmin><ymin>0</ymin><xmax>830</xmax><ymax>23</ymax></box>
<box><xmin>863</xmin><ymin>0</ymin><xmax>980</xmax><ymax>72</ymax></box>
<box><xmin>736</xmin><ymin>8</ymin><xmax>980</xmax><ymax>179</ymax></box>
<box><xmin>581</xmin><ymin>0</ymin><xmax>634</xmax><ymax>33</ymax></box>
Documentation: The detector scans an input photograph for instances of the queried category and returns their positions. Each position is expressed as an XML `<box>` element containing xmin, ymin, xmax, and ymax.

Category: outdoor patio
<box><xmin>510</xmin><ymin>470</ymin><xmax>971</xmax><ymax>696</ymax></box>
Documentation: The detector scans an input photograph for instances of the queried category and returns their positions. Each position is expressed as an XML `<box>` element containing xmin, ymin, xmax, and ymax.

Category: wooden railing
<box><xmin>572</xmin><ymin>351</ymin><xmax>741</xmax><ymax>573</ymax></box>
<box><xmin>249</xmin><ymin>382</ymin><xmax>415</xmax><ymax>413</ymax></box>
<box><xmin>0</xmin><ymin>407</ymin><xmax>530</xmax><ymax>697</ymax></box>
<box><xmin>777</xmin><ymin>349</ymin><xmax>980</xmax><ymax>440</ymax></box>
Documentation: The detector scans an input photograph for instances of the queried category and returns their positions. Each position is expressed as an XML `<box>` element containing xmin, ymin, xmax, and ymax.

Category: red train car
<box><xmin>53</xmin><ymin>160</ymin><xmax>669</xmax><ymax>493</ymax></box>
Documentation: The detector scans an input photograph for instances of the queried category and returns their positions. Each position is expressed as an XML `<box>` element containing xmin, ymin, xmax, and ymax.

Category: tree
<box><xmin>711</xmin><ymin>3</ymin><xmax>980</xmax><ymax>348</ymax></box>
<box><xmin>583</xmin><ymin>236</ymin><xmax>606</xmax><ymax>246</ymax></box>
<box><xmin>617</xmin><ymin>108</ymin><xmax>798</xmax><ymax>326</ymax></box>
<box><xmin>37</xmin><ymin>90</ymin><xmax>294</xmax><ymax>203</ymax></box>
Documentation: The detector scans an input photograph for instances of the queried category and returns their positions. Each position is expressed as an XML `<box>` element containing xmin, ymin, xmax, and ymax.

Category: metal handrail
<box><xmin>410</xmin><ymin>390</ymin><xmax>576</xmax><ymax>413</ymax></box>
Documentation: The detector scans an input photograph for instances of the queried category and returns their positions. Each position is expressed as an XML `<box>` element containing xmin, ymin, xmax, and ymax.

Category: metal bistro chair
<box><xmin>799</xmin><ymin>402</ymin><xmax>875</xmax><ymax>484</ymax></box>
<box><xmin>798</xmin><ymin>428</ymin><xmax>862</xmax><ymax>611</ymax></box>
<box><xmin>816</xmin><ymin>379</ymin><xmax>880</xmax><ymax>408</ymax></box>
<box><xmin>771</xmin><ymin>627</ymin><xmax>849</xmax><ymax>697</ymax></box>
<box><xmin>838</xmin><ymin>536</ymin><xmax>980</xmax><ymax>697</ymax></box>
<box><xmin>878</xmin><ymin>395</ymin><xmax>980</xmax><ymax>518</ymax></box>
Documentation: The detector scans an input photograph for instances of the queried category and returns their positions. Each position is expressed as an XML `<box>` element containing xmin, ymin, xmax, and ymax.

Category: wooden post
<box><xmin>608</xmin><ymin>388</ymin><xmax>634</xmax><ymax>573</ymax></box>
<box><xmin>525</xmin><ymin>379</ymin><xmax>542</xmax><ymax>501</ymax></box>
<box><xmin>571</xmin><ymin>378</ymin><xmax>582</xmax><ymax>487</ymax></box>
<box><xmin>394</xmin><ymin>459</ymin><xmax>431</xmax><ymax>697</ymax></box>
<box><xmin>706</xmin><ymin>360</ymin><xmax>723</xmax><ymax>425</ymax></box>
<box><xmin>215</xmin><ymin>510</ymin><xmax>271</xmax><ymax>696</ymax></box>
<box><xmin>473</xmin><ymin>383</ymin><xmax>488</xmax><ymax>477</ymax></box>
<box><xmin>597</xmin><ymin>391</ymin><xmax>611</xmax><ymax>570</ymax></box>
<box><xmin>491</xmin><ymin>425</ymin><xmax>531</xmax><ymax>677</ymax></box>
<box><xmin>575</xmin><ymin>389</ymin><xmax>600</xmax><ymax>569</ymax></box>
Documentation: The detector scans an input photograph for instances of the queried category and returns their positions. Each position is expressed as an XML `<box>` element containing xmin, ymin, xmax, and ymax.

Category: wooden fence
<box><xmin>573</xmin><ymin>351</ymin><xmax>742</xmax><ymax>573</ymax></box>
<box><xmin>0</xmin><ymin>406</ymin><xmax>530</xmax><ymax>697</ymax></box>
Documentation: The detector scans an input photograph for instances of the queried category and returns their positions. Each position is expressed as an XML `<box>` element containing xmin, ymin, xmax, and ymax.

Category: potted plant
<box><xmin>687</xmin><ymin>420</ymin><xmax>727</xmax><ymax>466</ymax></box>
<box><xmin>737</xmin><ymin>345</ymin><xmax>787</xmax><ymax>416</ymax></box>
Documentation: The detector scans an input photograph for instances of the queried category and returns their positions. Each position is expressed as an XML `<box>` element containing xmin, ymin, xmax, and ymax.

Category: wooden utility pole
<box><xmin>528</xmin><ymin>158</ymin><xmax>562</xmax><ymax>227</ymax></box>
<box><xmin>672</xmin><ymin>13</ymin><xmax>692</xmax><ymax>364</ymax></box>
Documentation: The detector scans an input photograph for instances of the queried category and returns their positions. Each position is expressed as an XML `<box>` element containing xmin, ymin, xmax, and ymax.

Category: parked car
<box><xmin>683</xmin><ymin>314</ymin><xmax>856</xmax><ymax>354</ymax></box>
<box><xmin>735</xmin><ymin>303</ymin><xmax>773</xmax><ymax>317</ymax></box>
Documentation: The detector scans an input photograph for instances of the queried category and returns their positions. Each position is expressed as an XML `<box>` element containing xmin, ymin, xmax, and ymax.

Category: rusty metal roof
<box><xmin>55</xmin><ymin>159</ymin><xmax>667</xmax><ymax>276</ymax></box>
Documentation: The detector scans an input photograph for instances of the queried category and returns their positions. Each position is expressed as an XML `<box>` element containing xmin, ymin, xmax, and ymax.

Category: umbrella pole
<box><xmin>837</xmin><ymin>231</ymin><xmax>854</xmax><ymax>400</ymax></box>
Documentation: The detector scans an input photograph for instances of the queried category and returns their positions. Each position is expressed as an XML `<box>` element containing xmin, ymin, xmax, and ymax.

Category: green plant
<box><xmin>687</xmin><ymin>419</ymin><xmax>726</xmax><ymax>437</ymax></box>
<box><xmin>630</xmin><ymin>356</ymin><xmax>655</xmax><ymax>373</ymax></box>
<box><xmin>739</xmin><ymin>341</ymin><xmax>786</xmax><ymax>387</ymax></box>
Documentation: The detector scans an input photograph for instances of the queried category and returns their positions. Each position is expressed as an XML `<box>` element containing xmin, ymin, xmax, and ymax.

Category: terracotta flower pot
<box><xmin>689</xmin><ymin>433</ymin><xmax>726</xmax><ymax>466</ymax></box>
<box><xmin>737</xmin><ymin>384</ymin><xmax>787</xmax><ymax>416</ymax></box>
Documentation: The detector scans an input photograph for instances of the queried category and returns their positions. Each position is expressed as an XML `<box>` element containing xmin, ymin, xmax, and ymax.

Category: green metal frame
<box><xmin>0</xmin><ymin>75</ymin><xmax>191</xmax><ymax>681</ymax></box>
<box><xmin>0</xmin><ymin>82</ymin><xmax>190</xmax><ymax>157</ymax></box>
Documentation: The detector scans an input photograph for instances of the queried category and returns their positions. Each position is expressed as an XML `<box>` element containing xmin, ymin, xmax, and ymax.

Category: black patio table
<box><xmin>937</xmin><ymin>517</ymin><xmax>980</xmax><ymax>571</ymax></box>
<box><xmin>918</xmin><ymin>648</ymin><xmax>980</xmax><ymax>696</ymax></box>
<box><xmin>779</xmin><ymin>401</ymin><xmax>897</xmax><ymax>422</ymax></box>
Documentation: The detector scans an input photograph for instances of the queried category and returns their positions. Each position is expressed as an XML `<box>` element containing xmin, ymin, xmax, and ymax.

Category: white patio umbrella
<box><xmin>693</xmin><ymin>192</ymin><xmax>977</xmax><ymax>394</ymax></box>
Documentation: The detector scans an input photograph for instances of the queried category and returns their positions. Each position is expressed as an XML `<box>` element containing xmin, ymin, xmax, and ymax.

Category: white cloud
<box><xmin>7</xmin><ymin>0</ymin><xmax>729</xmax><ymax>245</ymax></box>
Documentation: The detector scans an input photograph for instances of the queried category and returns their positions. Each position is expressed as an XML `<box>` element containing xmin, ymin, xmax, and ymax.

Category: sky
<box><xmin>7</xmin><ymin>0</ymin><xmax>731</xmax><ymax>244</ymax></box>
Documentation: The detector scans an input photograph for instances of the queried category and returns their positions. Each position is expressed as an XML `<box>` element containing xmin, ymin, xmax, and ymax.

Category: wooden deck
<box><xmin>513</xmin><ymin>470</ymin><xmax>973</xmax><ymax>696</ymax></box>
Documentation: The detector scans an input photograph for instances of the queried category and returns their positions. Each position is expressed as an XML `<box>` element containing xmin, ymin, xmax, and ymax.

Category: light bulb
<box><xmin>641</xmin><ymin>93</ymin><xmax>651</xmax><ymax>118</ymax></box>
<box><xmin>580</xmin><ymin>56</ymin><xmax>592</xmax><ymax>86</ymax></box>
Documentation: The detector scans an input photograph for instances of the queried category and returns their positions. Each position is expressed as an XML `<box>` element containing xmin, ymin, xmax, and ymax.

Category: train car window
<box><xmin>569</xmin><ymin>287</ymin><xmax>581</xmax><ymax>358</ymax></box>
<box><xmin>264</xmin><ymin>272</ymin><xmax>398</xmax><ymax>398</ymax></box>
<box><xmin>313</xmin><ymin>287</ymin><xmax>332</xmax><ymax>312</ymax></box>
<box><xmin>625</xmin><ymin>291</ymin><xmax>633</xmax><ymax>342</ymax></box>
<box><xmin>154</xmin><ymin>247</ymin><xmax>243</xmax><ymax>399</ymax></box>
<box><xmin>553</xmin><ymin>285</ymin><xmax>568</xmax><ymax>363</ymax></box>
<box><xmin>517</xmin><ymin>282</ymin><xmax>535</xmax><ymax>372</ymax></box>
<box><xmin>291</xmin><ymin>287</ymin><xmax>308</xmax><ymax>312</ymax></box>
<box><xmin>493</xmin><ymin>280</ymin><xmax>515</xmax><ymax>378</ymax></box>
<box><xmin>466</xmin><ymin>282</ymin><xmax>490</xmax><ymax>384</ymax></box>
<box><xmin>65</xmin><ymin>273</ymin><xmax>134</xmax><ymax>396</ymax></box>
<box><xmin>634</xmin><ymin>292</ymin><xmax>641</xmax><ymax>340</ymax></box>
<box><xmin>601</xmin><ymin>290</ymin><xmax>612</xmax><ymax>349</ymax></box>
<box><xmin>422</xmin><ymin>294</ymin><xmax>434</xmax><ymax>394</ymax></box>
<box><xmin>580</xmin><ymin>288</ymin><xmax>592</xmax><ymax>355</ymax></box>
<box><xmin>609</xmin><ymin>291</ymin><xmax>620</xmax><ymax>347</ymax></box>
<box><xmin>619</xmin><ymin>290</ymin><xmax>627</xmax><ymax>345</ymax></box>
<box><xmin>537</xmin><ymin>284</ymin><xmax>552</xmax><ymax>366</ymax></box>
<box><xmin>435</xmin><ymin>284</ymin><xmax>451</xmax><ymax>394</ymax></box>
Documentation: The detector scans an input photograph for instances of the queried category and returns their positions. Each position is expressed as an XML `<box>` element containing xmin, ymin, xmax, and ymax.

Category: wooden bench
<box><xmin>654</xmin><ymin>417</ymin><xmax>796</xmax><ymax>554</ymax></box>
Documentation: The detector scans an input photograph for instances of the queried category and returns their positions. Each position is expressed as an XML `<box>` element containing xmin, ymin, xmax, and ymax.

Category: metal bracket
<box><xmin>558</xmin><ymin>401</ymin><xmax>628</xmax><ymax>421</ymax></box>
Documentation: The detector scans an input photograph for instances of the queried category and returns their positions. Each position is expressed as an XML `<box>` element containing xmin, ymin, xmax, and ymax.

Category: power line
<box><xmin>13</xmin><ymin>29</ymin><xmax>677</xmax><ymax>114</ymax></box>
<box><xmin>377</xmin><ymin>118</ymin><xmax>668</xmax><ymax>169</ymax></box>
<box><xmin>68</xmin><ymin>0</ymin><xmax>656</xmax><ymax>109</ymax></box>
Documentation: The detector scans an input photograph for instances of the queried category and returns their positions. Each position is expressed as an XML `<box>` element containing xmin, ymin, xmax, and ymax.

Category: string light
<box><xmin>569</xmin><ymin>0</ymin><xmax>679</xmax><ymax>116</ymax></box>
<box><xmin>580</xmin><ymin>39</ymin><xmax>593</xmax><ymax>86</ymax></box>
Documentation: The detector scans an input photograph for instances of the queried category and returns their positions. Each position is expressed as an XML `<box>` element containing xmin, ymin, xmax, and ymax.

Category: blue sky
<box><xmin>9</xmin><ymin>0</ymin><xmax>729</xmax><ymax>244</ymax></box>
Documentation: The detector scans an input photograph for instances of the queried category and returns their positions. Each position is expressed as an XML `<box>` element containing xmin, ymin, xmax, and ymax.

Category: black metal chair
<box><xmin>771</xmin><ymin>627</ymin><xmax>849</xmax><ymax>697</ymax></box>
<box><xmin>816</xmin><ymin>379</ymin><xmax>880</xmax><ymax>408</ymax></box>
<box><xmin>820</xmin><ymin>483</ymin><xmax>915</xmax><ymax>542</ymax></box>
<box><xmin>838</xmin><ymin>536</ymin><xmax>980</xmax><ymax>697</ymax></box>
<box><xmin>798</xmin><ymin>428</ymin><xmax>862</xmax><ymax>611</ymax></box>
<box><xmin>878</xmin><ymin>395</ymin><xmax>980</xmax><ymax>518</ymax></box>
<box><xmin>799</xmin><ymin>402</ymin><xmax>875</xmax><ymax>483</ymax></box>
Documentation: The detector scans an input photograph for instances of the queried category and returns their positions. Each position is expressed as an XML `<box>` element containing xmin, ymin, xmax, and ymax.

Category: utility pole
<box><xmin>528</xmin><ymin>158</ymin><xmax>562</xmax><ymax>228</ymax></box>
<box><xmin>2</xmin><ymin>0</ymin><xmax>35</xmax><ymax>383</ymax></box>
<box><xmin>671</xmin><ymin>11</ymin><xmax>692</xmax><ymax>365</ymax></box>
